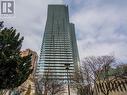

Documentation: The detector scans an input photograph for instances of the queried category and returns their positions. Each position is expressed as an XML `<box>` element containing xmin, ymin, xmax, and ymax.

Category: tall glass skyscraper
<box><xmin>36</xmin><ymin>5</ymin><xmax>80</xmax><ymax>80</ymax></box>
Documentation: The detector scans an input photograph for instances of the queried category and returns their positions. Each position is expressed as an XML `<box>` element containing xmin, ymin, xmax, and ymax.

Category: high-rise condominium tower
<box><xmin>36</xmin><ymin>5</ymin><xmax>80</xmax><ymax>81</ymax></box>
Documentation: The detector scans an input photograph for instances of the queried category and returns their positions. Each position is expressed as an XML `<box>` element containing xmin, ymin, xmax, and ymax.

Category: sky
<box><xmin>0</xmin><ymin>0</ymin><xmax>127</xmax><ymax>62</ymax></box>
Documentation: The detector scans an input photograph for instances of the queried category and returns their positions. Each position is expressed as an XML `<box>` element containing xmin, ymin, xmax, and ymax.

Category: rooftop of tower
<box><xmin>48</xmin><ymin>0</ymin><xmax>64</xmax><ymax>5</ymax></box>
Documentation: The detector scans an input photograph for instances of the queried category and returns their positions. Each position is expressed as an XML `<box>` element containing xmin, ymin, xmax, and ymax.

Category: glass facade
<box><xmin>36</xmin><ymin>5</ymin><xmax>80</xmax><ymax>80</ymax></box>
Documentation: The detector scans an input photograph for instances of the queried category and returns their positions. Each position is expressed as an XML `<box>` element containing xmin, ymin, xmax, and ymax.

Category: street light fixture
<box><xmin>64</xmin><ymin>63</ymin><xmax>70</xmax><ymax>95</ymax></box>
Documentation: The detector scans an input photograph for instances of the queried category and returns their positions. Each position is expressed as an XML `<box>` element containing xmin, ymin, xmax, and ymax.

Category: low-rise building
<box><xmin>18</xmin><ymin>49</ymin><xmax>38</xmax><ymax>95</ymax></box>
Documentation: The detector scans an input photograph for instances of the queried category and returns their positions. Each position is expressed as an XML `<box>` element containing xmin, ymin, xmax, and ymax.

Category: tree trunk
<box><xmin>8</xmin><ymin>90</ymin><xmax>12</xmax><ymax>95</ymax></box>
<box><xmin>44</xmin><ymin>89</ymin><xmax>48</xmax><ymax>95</ymax></box>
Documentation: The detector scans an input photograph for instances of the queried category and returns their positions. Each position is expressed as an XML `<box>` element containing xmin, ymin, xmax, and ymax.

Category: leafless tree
<box><xmin>80</xmin><ymin>55</ymin><xmax>127</xmax><ymax>95</ymax></box>
<box><xmin>35</xmin><ymin>69</ymin><xmax>65</xmax><ymax>95</ymax></box>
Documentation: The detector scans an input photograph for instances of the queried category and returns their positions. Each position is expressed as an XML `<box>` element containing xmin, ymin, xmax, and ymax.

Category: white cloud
<box><xmin>1</xmin><ymin>0</ymin><xmax>127</xmax><ymax>63</ymax></box>
<box><xmin>71</xmin><ymin>1</ymin><xmax>127</xmax><ymax>62</ymax></box>
<box><xmin>1</xmin><ymin>0</ymin><xmax>49</xmax><ymax>54</ymax></box>
<box><xmin>0</xmin><ymin>0</ymin><xmax>65</xmax><ymax>54</ymax></box>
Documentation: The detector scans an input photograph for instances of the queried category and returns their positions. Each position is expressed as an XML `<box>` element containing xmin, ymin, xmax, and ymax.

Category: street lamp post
<box><xmin>64</xmin><ymin>64</ymin><xmax>70</xmax><ymax>95</ymax></box>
